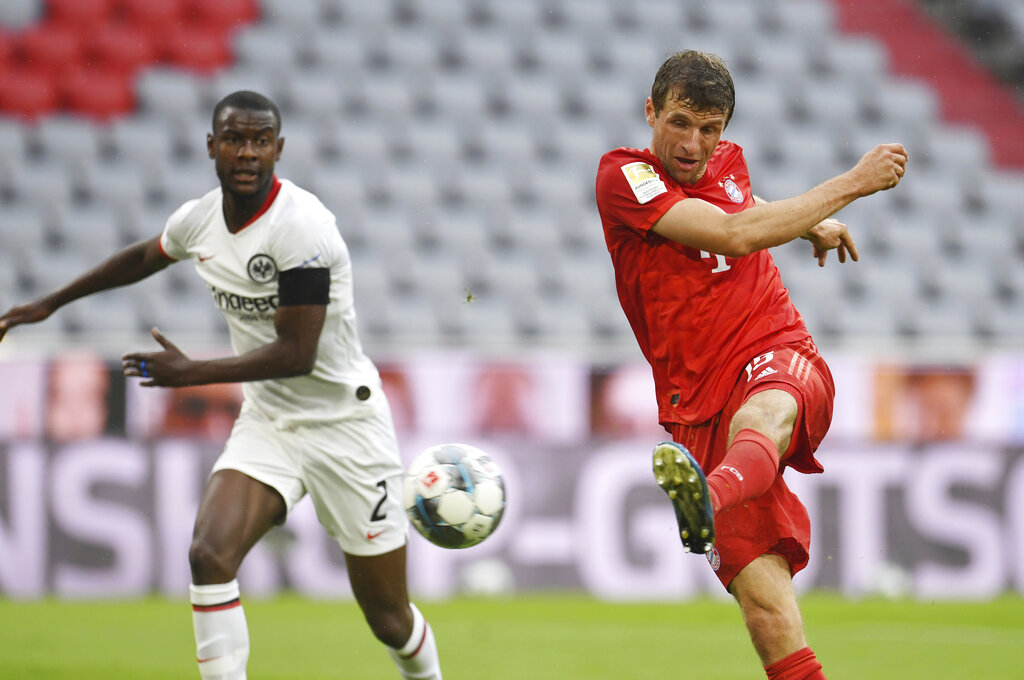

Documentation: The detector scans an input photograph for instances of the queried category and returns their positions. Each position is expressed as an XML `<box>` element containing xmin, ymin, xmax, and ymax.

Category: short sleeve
<box><xmin>159</xmin><ymin>199</ymin><xmax>201</xmax><ymax>261</ymax></box>
<box><xmin>595</xmin><ymin>150</ymin><xmax>682</xmax><ymax>235</ymax></box>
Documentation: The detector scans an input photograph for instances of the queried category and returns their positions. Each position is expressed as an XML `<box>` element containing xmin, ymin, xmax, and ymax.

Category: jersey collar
<box><xmin>236</xmin><ymin>175</ymin><xmax>282</xmax><ymax>232</ymax></box>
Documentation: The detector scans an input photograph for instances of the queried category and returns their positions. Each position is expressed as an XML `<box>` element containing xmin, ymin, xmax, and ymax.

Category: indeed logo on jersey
<box><xmin>621</xmin><ymin>162</ymin><xmax>667</xmax><ymax>204</ymax></box>
<box><xmin>209</xmin><ymin>284</ymin><xmax>278</xmax><ymax>318</ymax></box>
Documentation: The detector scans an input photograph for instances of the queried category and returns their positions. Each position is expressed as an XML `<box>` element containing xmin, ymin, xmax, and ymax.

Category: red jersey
<box><xmin>595</xmin><ymin>142</ymin><xmax>810</xmax><ymax>425</ymax></box>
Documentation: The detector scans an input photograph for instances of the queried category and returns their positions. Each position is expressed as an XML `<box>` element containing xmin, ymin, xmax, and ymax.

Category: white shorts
<box><xmin>211</xmin><ymin>402</ymin><xmax>408</xmax><ymax>557</ymax></box>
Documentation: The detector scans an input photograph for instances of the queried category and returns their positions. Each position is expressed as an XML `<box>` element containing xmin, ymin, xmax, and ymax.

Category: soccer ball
<box><xmin>403</xmin><ymin>443</ymin><xmax>506</xmax><ymax>549</ymax></box>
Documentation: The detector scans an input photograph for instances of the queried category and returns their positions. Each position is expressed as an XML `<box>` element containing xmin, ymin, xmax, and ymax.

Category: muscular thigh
<box><xmin>193</xmin><ymin>469</ymin><xmax>287</xmax><ymax>555</ymax></box>
<box><xmin>297</xmin><ymin>405</ymin><xmax>408</xmax><ymax>557</ymax></box>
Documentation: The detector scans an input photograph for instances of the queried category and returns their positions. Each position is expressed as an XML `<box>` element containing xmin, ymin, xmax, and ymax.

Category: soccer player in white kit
<box><xmin>0</xmin><ymin>91</ymin><xmax>443</xmax><ymax>680</ymax></box>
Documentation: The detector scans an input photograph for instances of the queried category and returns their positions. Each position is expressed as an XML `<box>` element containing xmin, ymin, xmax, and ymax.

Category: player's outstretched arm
<box><xmin>652</xmin><ymin>143</ymin><xmax>908</xmax><ymax>256</ymax></box>
<box><xmin>122</xmin><ymin>304</ymin><xmax>327</xmax><ymax>387</ymax></box>
<box><xmin>0</xmin><ymin>237</ymin><xmax>172</xmax><ymax>343</ymax></box>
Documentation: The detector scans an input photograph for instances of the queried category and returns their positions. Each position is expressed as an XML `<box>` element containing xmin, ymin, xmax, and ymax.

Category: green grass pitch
<box><xmin>1</xmin><ymin>593</ymin><xmax>1021</xmax><ymax>679</ymax></box>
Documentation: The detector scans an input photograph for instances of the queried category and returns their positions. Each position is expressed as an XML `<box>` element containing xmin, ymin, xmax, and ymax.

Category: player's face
<box><xmin>645</xmin><ymin>96</ymin><xmax>726</xmax><ymax>186</ymax></box>
<box><xmin>208</xmin><ymin>107</ymin><xmax>283</xmax><ymax>197</ymax></box>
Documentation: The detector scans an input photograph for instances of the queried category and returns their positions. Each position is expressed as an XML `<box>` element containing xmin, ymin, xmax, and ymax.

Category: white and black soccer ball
<box><xmin>403</xmin><ymin>443</ymin><xmax>506</xmax><ymax>549</ymax></box>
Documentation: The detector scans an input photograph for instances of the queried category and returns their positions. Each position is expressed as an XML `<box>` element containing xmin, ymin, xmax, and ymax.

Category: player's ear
<box><xmin>645</xmin><ymin>97</ymin><xmax>657</xmax><ymax>128</ymax></box>
<box><xmin>275</xmin><ymin>136</ymin><xmax>284</xmax><ymax>161</ymax></box>
<box><xmin>207</xmin><ymin>133</ymin><xmax>215</xmax><ymax>159</ymax></box>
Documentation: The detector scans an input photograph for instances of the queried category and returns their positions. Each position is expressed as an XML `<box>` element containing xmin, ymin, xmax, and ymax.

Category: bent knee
<box><xmin>729</xmin><ymin>389</ymin><xmax>798</xmax><ymax>452</ymax></box>
<box><xmin>740</xmin><ymin>597</ymin><xmax>806</xmax><ymax>653</ymax></box>
<box><xmin>363</xmin><ymin>605</ymin><xmax>413</xmax><ymax>649</ymax></box>
<box><xmin>188</xmin><ymin>539</ymin><xmax>240</xmax><ymax>584</ymax></box>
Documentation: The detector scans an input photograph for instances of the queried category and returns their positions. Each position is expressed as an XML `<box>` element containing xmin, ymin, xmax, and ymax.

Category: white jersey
<box><xmin>160</xmin><ymin>177</ymin><xmax>385</xmax><ymax>427</ymax></box>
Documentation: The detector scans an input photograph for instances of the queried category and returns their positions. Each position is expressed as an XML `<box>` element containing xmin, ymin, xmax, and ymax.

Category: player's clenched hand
<box><xmin>0</xmin><ymin>299</ymin><xmax>58</xmax><ymax>343</ymax></box>
<box><xmin>850</xmin><ymin>143</ymin><xmax>908</xmax><ymax>196</ymax></box>
<box><xmin>802</xmin><ymin>218</ymin><xmax>859</xmax><ymax>267</ymax></box>
<box><xmin>122</xmin><ymin>327</ymin><xmax>193</xmax><ymax>387</ymax></box>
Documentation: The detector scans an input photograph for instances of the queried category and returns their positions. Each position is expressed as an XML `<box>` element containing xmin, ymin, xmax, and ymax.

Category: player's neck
<box><xmin>221</xmin><ymin>181</ymin><xmax>275</xmax><ymax>233</ymax></box>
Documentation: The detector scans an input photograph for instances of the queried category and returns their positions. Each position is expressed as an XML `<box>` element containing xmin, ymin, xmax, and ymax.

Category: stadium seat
<box><xmin>281</xmin><ymin>70</ymin><xmax>344</xmax><ymax>120</ymax></box>
<box><xmin>448</xmin><ymin>28</ymin><xmax>522</xmax><ymax>76</ymax></box>
<box><xmin>421</xmin><ymin>72</ymin><xmax>492</xmax><ymax>127</ymax></box>
<box><xmin>48</xmin><ymin>0</ymin><xmax>115</xmax><ymax>28</ymax></box>
<box><xmin>13</xmin><ymin>22</ymin><xmax>86</xmax><ymax>76</ymax></box>
<box><xmin>185</xmin><ymin>0</ymin><xmax>258</xmax><ymax>34</ymax></box>
<box><xmin>402</xmin><ymin>0</ymin><xmax>466</xmax><ymax>31</ymax></box>
<box><xmin>373</xmin><ymin>27</ymin><xmax>442</xmax><ymax>72</ymax></box>
<box><xmin>0</xmin><ymin>204</ymin><xmax>45</xmax><ymax>259</ymax></box>
<box><xmin>82</xmin><ymin>158</ymin><xmax>150</xmax><ymax>215</ymax></box>
<box><xmin>233</xmin><ymin>25</ymin><xmax>301</xmax><ymax>72</ymax></box>
<box><xmin>0</xmin><ymin>119</ymin><xmax>28</xmax><ymax>162</ymax></box>
<box><xmin>555</xmin><ymin>0</ymin><xmax>621</xmax><ymax>37</ymax></box>
<box><xmin>0</xmin><ymin>0</ymin><xmax>41</xmax><ymax>30</ymax></box>
<box><xmin>157</xmin><ymin>158</ymin><xmax>218</xmax><ymax>207</ymax></box>
<box><xmin>48</xmin><ymin>205</ymin><xmax>124</xmax><ymax>259</ymax></box>
<box><xmin>520</xmin><ymin>31</ymin><xmax>593</xmax><ymax>80</ymax></box>
<box><xmin>8</xmin><ymin>161</ymin><xmax>74</xmax><ymax>212</ymax></box>
<box><xmin>687</xmin><ymin>0</ymin><xmax>763</xmax><ymax>38</ymax></box>
<box><xmin>0</xmin><ymin>29</ymin><xmax>13</xmax><ymax>70</ymax></box>
<box><xmin>29</xmin><ymin>116</ymin><xmax>104</xmax><ymax>171</ymax></box>
<box><xmin>259</xmin><ymin>0</ymin><xmax>323</xmax><ymax>30</ymax></box>
<box><xmin>356</xmin><ymin>74</ymin><xmax>426</xmax><ymax>125</ymax></box>
<box><xmin>0</xmin><ymin>67</ymin><xmax>58</xmax><ymax>118</ymax></box>
<box><xmin>139</xmin><ymin>292</ymin><xmax>228</xmax><ymax>337</ymax></box>
<box><xmin>162</xmin><ymin>26</ymin><xmax>233</xmax><ymax>74</ymax></box>
<box><xmin>17</xmin><ymin>247</ymin><xmax>99</xmax><ymax>299</ymax></box>
<box><xmin>439</xmin><ymin>293</ymin><xmax>518</xmax><ymax>344</ymax></box>
<box><xmin>62</xmin><ymin>66</ymin><xmax>136</xmax><ymax>120</ymax></box>
<box><xmin>767</xmin><ymin>0</ymin><xmax>837</xmax><ymax>38</ymax></box>
<box><xmin>134</xmin><ymin>69</ymin><xmax>206</xmax><ymax>123</ymax></box>
<box><xmin>208</xmin><ymin>68</ymin><xmax>283</xmax><ymax>107</ymax></box>
<box><xmin>392</xmin><ymin>118</ymin><xmax>464</xmax><ymax>166</ymax></box>
<box><xmin>866</xmin><ymin>77</ymin><xmax>941</xmax><ymax>127</ymax></box>
<box><xmin>813</xmin><ymin>36</ymin><xmax>889</xmax><ymax>84</ymax></box>
<box><xmin>114</xmin><ymin>0</ymin><xmax>184</xmax><ymax>31</ymax></box>
<box><xmin>86</xmin><ymin>23</ymin><xmax>159</xmax><ymax>76</ymax></box>
<box><xmin>62</xmin><ymin>294</ymin><xmax>143</xmax><ymax>335</ymax></box>
<box><xmin>472</xmin><ymin>0</ymin><xmax>551</xmax><ymax>34</ymax></box>
<box><xmin>602</xmin><ymin>34</ymin><xmax>668</xmax><ymax>83</ymax></box>
<box><xmin>741</xmin><ymin>35</ymin><xmax>812</xmax><ymax>83</ymax></box>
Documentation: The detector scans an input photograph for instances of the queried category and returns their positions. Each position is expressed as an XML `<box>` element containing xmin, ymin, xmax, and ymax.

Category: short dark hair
<box><xmin>651</xmin><ymin>51</ymin><xmax>735</xmax><ymax>126</ymax></box>
<box><xmin>212</xmin><ymin>90</ymin><xmax>282</xmax><ymax>134</ymax></box>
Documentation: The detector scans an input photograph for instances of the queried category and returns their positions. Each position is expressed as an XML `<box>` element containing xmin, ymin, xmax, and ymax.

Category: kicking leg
<box><xmin>346</xmin><ymin>547</ymin><xmax>442</xmax><ymax>680</ymax></box>
<box><xmin>705</xmin><ymin>388</ymin><xmax>796</xmax><ymax>513</ymax></box>
<box><xmin>189</xmin><ymin>469</ymin><xmax>286</xmax><ymax>680</ymax></box>
<box><xmin>731</xmin><ymin>554</ymin><xmax>826</xmax><ymax>679</ymax></box>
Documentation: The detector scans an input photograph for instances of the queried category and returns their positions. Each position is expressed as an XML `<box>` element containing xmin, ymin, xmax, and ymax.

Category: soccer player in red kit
<box><xmin>595</xmin><ymin>51</ymin><xmax>908</xmax><ymax>679</ymax></box>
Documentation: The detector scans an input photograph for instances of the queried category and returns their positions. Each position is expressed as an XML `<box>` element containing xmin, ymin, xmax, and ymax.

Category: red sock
<box><xmin>765</xmin><ymin>647</ymin><xmax>825</xmax><ymax>679</ymax></box>
<box><xmin>706</xmin><ymin>429</ymin><xmax>780</xmax><ymax>513</ymax></box>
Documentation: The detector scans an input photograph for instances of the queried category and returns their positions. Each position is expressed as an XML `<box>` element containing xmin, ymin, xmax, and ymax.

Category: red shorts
<box><xmin>665</xmin><ymin>338</ymin><xmax>834</xmax><ymax>590</ymax></box>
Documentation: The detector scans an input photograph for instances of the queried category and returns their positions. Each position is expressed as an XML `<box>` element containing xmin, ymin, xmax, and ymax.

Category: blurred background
<box><xmin>0</xmin><ymin>0</ymin><xmax>1022</xmax><ymax>602</ymax></box>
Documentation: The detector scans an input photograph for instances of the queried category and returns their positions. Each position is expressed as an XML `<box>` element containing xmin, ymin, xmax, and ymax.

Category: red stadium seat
<box><xmin>184</xmin><ymin>0</ymin><xmax>259</xmax><ymax>33</ymax></box>
<box><xmin>115</xmin><ymin>0</ymin><xmax>185</xmax><ymax>32</ymax></box>
<box><xmin>14</xmin><ymin>23</ymin><xmax>86</xmax><ymax>76</ymax></box>
<box><xmin>162</xmin><ymin>26</ymin><xmax>232</xmax><ymax>74</ymax></box>
<box><xmin>87</xmin><ymin>23</ymin><xmax>158</xmax><ymax>76</ymax></box>
<box><xmin>47</xmin><ymin>0</ymin><xmax>116</xmax><ymax>30</ymax></box>
<box><xmin>0</xmin><ymin>31</ymin><xmax>13</xmax><ymax>70</ymax></box>
<box><xmin>62</xmin><ymin>66</ymin><xmax>135</xmax><ymax>120</ymax></box>
<box><xmin>0</xmin><ymin>68</ymin><xmax>60</xmax><ymax>119</ymax></box>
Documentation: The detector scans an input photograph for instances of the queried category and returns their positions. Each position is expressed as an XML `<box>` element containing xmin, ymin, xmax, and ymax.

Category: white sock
<box><xmin>387</xmin><ymin>602</ymin><xmax>442</xmax><ymax>680</ymax></box>
<box><xmin>190</xmin><ymin>580</ymin><xmax>249</xmax><ymax>680</ymax></box>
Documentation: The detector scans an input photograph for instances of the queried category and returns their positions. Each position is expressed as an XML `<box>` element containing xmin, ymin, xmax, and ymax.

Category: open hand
<box><xmin>803</xmin><ymin>218</ymin><xmax>859</xmax><ymax>267</ymax></box>
<box><xmin>122</xmin><ymin>327</ymin><xmax>193</xmax><ymax>387</ymax></box>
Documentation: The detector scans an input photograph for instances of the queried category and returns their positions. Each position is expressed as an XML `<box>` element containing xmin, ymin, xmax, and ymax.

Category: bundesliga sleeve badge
<box><xmin>621</xmin><ymin>162</ymin><xmax>668</xmax><ymax>204</ymax></box>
